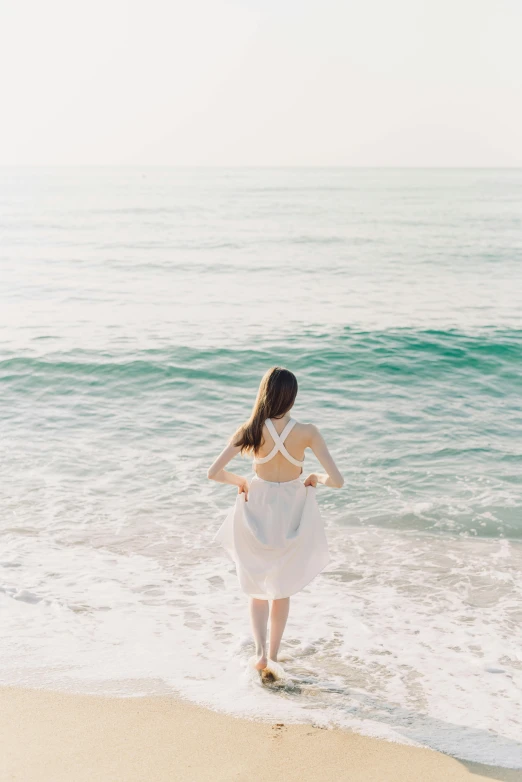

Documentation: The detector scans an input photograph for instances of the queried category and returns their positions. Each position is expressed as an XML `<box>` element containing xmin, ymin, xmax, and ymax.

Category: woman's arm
<box><xmin>207</xmin><ymin>442</ymin><xmax>250</xmax><ymax>499</ymax></box>
<box><xmin>304</xmin><ymin>424</ymin><xmax>344</xmax><ymax>488</ymax></box>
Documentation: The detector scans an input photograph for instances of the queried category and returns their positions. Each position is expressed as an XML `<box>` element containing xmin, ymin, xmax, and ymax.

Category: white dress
<box><xmin>214</xmin><ymin>418</ymin><xmax>331</xmax><ymax>599</ymax></box>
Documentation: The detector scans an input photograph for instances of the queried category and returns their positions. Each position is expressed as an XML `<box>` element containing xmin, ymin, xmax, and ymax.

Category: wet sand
<box><xmin>1</xmin><ymin>686</ymin><xmax>520</xmax><ymax>782</ymax></box>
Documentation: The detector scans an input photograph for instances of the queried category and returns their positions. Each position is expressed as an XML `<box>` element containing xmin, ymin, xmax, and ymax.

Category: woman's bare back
<box><xmin>253</xmin><ymin>417</ymin><xmax>311</xmax><ymax>483</ymax></box>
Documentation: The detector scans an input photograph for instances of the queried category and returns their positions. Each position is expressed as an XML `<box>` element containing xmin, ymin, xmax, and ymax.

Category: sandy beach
<box><xmin>0</xmin><ymin>686</ymin><xmax>519</xmax><ymax>782</ymax></box>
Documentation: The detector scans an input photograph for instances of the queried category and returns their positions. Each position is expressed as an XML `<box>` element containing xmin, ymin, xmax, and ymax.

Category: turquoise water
<box><xmin>1</xmin><ymin>168</ymin><xmax>522</xmax><ymax>767</ymax></box>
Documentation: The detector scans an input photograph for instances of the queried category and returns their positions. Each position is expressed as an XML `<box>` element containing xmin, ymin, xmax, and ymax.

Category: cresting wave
<box><xmin>1</xmin><ymin>325</ymin><xmax>521</xmax><ymax>378</ymax></box>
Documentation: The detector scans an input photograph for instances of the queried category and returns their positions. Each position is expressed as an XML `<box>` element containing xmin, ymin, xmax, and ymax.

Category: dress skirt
<box><xmin>214</xmin><ymin>474</ymin><xmax>330</xmax><ymax>599</ymax></box>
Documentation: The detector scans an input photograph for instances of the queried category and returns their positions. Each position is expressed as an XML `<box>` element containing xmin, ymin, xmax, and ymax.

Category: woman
<box><xmin>208</xmin><ymin>367</ymin><xmax>344</xmax><ymax>676</ymax></box>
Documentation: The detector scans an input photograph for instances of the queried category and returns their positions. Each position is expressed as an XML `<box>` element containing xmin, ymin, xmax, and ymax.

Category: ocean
<box><xmin>1</xmin><ymin>167</ymin><xmax>521</xmax><ymax>767</ymax></box>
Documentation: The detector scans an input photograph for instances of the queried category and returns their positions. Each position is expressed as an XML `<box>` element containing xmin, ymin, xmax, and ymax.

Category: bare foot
<box><xmin>262</xmin><ymin>659</ymin><xmax>286</xmax><ymax>682</ymax></box>
<box><xmin>254</xmin><ymin>655</ymin><xmax>267</xmax><ymax>671</ymax></box>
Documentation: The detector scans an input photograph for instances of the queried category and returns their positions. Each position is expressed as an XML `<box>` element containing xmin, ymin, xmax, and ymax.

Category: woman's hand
<box><xmin>238</xmin><ymin>477</ymin><xmax>249</xmax><ymax>501</ymax></box>
<box><xmin>304</xmin><ymin>473</ymin><xmax>318</xmax><ymax>487</ymax></box>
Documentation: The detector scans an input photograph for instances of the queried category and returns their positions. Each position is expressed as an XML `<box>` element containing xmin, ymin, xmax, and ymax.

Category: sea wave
<box><xmin>1</xmin><ymin>327</ymin><xmax>521</xmax><ymax>382</ymax></box>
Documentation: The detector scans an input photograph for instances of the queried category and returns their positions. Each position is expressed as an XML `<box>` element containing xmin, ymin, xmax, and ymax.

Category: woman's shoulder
<box><xmin>293</xmin><ymin>420</ymin><xmax>320</xmax><ymax>440</ymax></box>
<box><xmin>294</xmin><ymin>419</ymin><xmax>315</xmax><ymax>429</ymax></box>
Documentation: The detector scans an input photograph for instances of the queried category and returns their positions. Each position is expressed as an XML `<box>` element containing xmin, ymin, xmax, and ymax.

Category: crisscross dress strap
<box><xmin>253</xmin><ymin>418</ymin><xmax>304</xmax><ymax>468</ymax></box>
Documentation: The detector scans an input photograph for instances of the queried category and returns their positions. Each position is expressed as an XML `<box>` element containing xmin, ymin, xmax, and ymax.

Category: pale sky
<box><xmin>1</xmin><ymin>0</ymin><xmax>521</xmax><ymax>166</ymax></box>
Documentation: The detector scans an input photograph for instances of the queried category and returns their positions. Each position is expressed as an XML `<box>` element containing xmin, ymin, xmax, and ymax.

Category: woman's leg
<box><xmin>249</xmin><ymin>597</ymin><xmax>269</xmax><ymax>669</ymax></box>
<box><xmin>268</xmin><ymin>597</ymin><xmax>290</xmax><ymax>661</ymax></box>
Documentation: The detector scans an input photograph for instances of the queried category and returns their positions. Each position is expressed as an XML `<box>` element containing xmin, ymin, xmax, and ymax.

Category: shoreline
<box><xmin>1</xmin><ymin>686</ymin><xmax>520</xmax><ymax>782</ymax></box>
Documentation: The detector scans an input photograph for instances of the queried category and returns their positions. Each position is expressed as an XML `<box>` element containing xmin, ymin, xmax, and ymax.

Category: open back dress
<box><xmin>214</xmin><ymin>418</ymin><xmax>331</xmax><ymax>599</ymax></box>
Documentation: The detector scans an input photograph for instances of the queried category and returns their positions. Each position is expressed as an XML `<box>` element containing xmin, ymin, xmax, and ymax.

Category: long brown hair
<box><xmin>232</xmin><ymin>367</ymin><xmax>298</xmax><ymax>454</ymax></box>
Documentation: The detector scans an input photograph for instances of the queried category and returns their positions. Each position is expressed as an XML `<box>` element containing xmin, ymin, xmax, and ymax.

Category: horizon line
<box><xmin>1</xmin><ymin>164</ymin><xmax>522</xmax><ymax>170</ymax></box>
